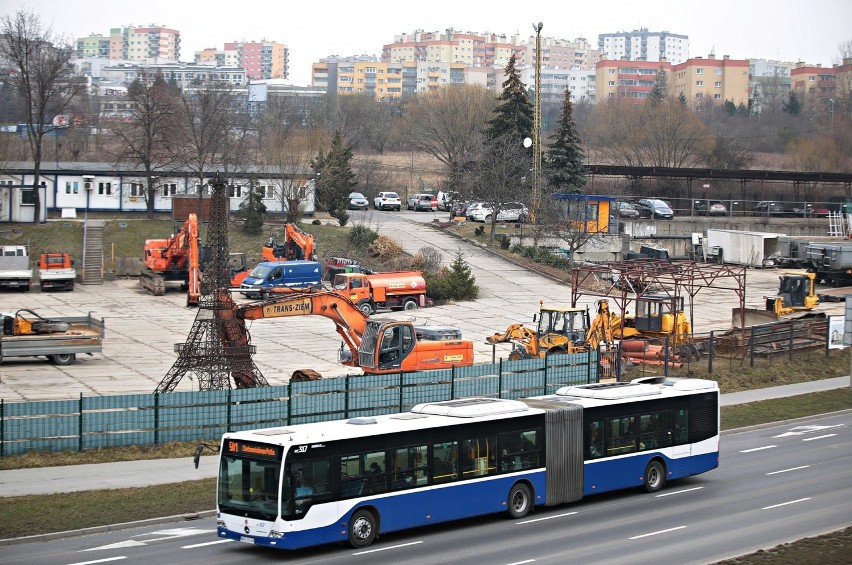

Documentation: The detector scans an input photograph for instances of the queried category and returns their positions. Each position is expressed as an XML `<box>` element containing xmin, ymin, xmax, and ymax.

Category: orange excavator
<box><xmin>216</xmin><ymin>288</ymin><xmax>474</xmax><ymax>376</ymax></box>
<box><xmin>140</xmin><ymin>214</ymin><xmax>202</xmax><ymax>307</ymax></box>
<box><xmin>262</xmin><ymin>223</ymin><xmax>317</xmax><ymax>262</ymax></box>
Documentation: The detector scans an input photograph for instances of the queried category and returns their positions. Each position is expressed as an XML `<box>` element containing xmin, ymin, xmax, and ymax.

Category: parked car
<box><xmin>451</xmin><ymin>200</ymin><xmax>471</xmax><ymax>217</ymax></box>
<box><xmin>694</xmin><ymin>200</ymin><xmax>727</xmax><ymax>216</ymax></box>
<box><xmin>374</xmin><ymin>191</ymin><xmax>402</xmax><ymax>211</ymax></box>
<box><xmin>407</xmin><ymin>193</ymin><xmax>437</xmax><ymax>211</ymax></box>
<box><xmin>465</xmin><ymin>202</ymin><xmax>484</xmax><ymax>221</ymax></box>
<box><xmin>437</xmin><ymin>190</ymin><xmax>458</xmax><ymax>212</ymax></box>
<box><xmin>751</xmin><ymin>201</ymin><xmax>788</xmax><ymax>217</ymax></box>
<box><xmin>635</xmin><ymin>198</ymin><xmax>674</xmax><ymax>219</ymax></box>
<box><xmin>471</xmin><ymin>202</ymin><xmax>529</xmax><ymax>223</ymax></box>
<box><xmin>347</xmin><ymin>192</ymin><xmax>369</xmax><ymax>210</ymax></box>
<box><xmin>797</xmin><ymin>203</ymin><xmax>830</xmax><ymax>218</ymax></box>
<box><xmin>614</xmin><ymin>201</ymin><xmax>640</xmax><ymax>219</ymax></box>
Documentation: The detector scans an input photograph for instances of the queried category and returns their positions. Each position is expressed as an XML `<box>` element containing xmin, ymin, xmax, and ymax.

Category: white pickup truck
<box><xmin>38</xmin><ymin>252</ymin><xmax>76</xmax><ymax>291</ymax></box>
<box><xmin>0</xmin><ymin>245</ymin><xmax>33</xmax><ymax>291</ymax></box>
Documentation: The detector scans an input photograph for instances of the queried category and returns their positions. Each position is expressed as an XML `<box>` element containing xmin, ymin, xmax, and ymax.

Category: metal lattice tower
<box><xmin>155</xmin><ymin>174</ymin><xmax>268</xmax><ymax>392</ymax></box>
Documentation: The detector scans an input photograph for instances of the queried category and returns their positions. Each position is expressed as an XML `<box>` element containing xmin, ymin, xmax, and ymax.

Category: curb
<box><xmin>0</xmin><ymin>509</ymin><xmax>217</xmax><ymax>546</ymax></box>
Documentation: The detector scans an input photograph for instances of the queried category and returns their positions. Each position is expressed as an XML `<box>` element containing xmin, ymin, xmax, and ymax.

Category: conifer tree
<box><xmin>484</xmin><ymin>55</ymin><xmax>533</xmax><ymax>143</ymax></box>
<box><xmin>648</xmin><ymin>67</ymin><xmax>669</xmax><ymax>105</ymax></box>
<box><xmin>545</xmin><ymin>89</ymin><xmax>587</xmax><ymax>194</ymax></box>
<box><xmin>311</xmin><ymin>131</ymin><xmax>357</xmax><ymax>226</ymax></box>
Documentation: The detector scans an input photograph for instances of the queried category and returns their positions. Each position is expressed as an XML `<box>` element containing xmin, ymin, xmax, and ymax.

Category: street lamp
<box><xmin>531</xmin><ymin>21</ymin><xmax>543</xmax><ymax>225</ymax></box>
<box><xmin>829</xmin><ymin>98</ymin><xmax>835</xmax><ymax>130</ymax></box>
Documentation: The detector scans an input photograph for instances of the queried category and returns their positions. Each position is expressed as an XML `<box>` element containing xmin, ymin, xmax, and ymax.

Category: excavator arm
<box><xmin>586</xmin><ymin>299</ymin><xmax>615</xmax><ymax>350</ymax></box>
<box><xmin>486</xmin><ymin>324</ymin><xmax>541</xmax><ymax>356</ymax></box>
<box><xmin>262</xmin><ymin>224</ymin><xmax>317</xmax><ymax>262</ymax></box>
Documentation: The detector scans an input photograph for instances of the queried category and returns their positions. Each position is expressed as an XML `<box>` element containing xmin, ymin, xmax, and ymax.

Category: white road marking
<box><xmin>181</xmin><ymin>540</ymin><xmax>233</xmax><ymax>549</ymax></box>
<box><xmin>352</xmin><ymin>540</ymin><xmax>423</xmax><ymax>555</ymax></box>
<box><xmin>68</xmin><ymin>557</ymin><xmax>127</xmax><ymax>565</ymax></box>
<box><xmin>656</xmin><ymin>486</ymin><xmax>704</xmax><ymax>497</ymax></box>
<box><xmin>505</xmin><ymin>560</ymin><xmax>536</xmax><ymax>565</ymax></box>
<box><xmin>516</xmin><ymin>511</ymin><xmax>578</xmax><ymax>524</ymax></box>
<box><xmin>766</xmin><ymin>465</ymin><xmax>810</xmax><ymax>475</ymax></box>
<box><xmin>82</xmin><ymin>540</ymin><xmax>147</xmax><ymax>551</ymax></box>
<box><xmin>629</xmin><ymin>526</ymin><xmax>686</xmax><ymax>540</ymax></box>
<box><xmin>740</xmin><ymin>445</ymin><xmax>776</xmax><ymax>453</ymax></box>
<box><xmin>773</xmin><ymin>424</ymin><xmax>844</xmax><ymax>438</ymax></box>
<box><xmin>803</xmin><ymin>434</ymin><xmax>837</xmax><ymax>442</ymax></box>
<box><xmin>762</xmin><ymin>498</ymin><xmax>811</xmax><ymax>510</ymax></box>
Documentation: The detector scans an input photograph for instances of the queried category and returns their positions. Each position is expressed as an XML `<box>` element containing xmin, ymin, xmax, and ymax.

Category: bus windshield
<box><xmin>218</xmin><ymin>453</ymin><xmax>282</xmax><ymax>521</ymax></box>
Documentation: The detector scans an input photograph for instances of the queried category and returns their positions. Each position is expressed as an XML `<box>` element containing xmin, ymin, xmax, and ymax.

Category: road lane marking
<box><xmin>352</xmin><ymin>541</ymin><xmax>423</xmax><ymax>555</ymax></box>
<box><xmin>505</xmin><ymin>560</ymin><xmax>535</xmax><ymax>565</ymax></box>
<box><xmin>766</xmin><ymin>465</ymin><xmax>810</xmax><ymax>475</ymax></box>
<box><xmin>83</xmin><ymin>541</ymin><xmax>146</xmax><ymax>551</ymax></box>
<box><xmin>516</xmin><ymin>511</ymin><xmax>578</xmax><ymax>524</ymax></box>
<box><xmin>739</xmin><ymin>445</ymin><xmax>776</xmax><ymax>453</ymax></box>
<box><xmin>762</xmin><ymin>498</ymin><xmax>811</xmax><ymax>510</ymax></box>
<box><xmin>68</xmin><ymin>557</ymin><xmax>127</xmax><ymax>565</ymax></box>
<box><xmin>803</xmin><ymin>434</ymin><xmax>837</xmax><ymax>442</ymax></box>
<box><xmin>181</xmin><ymin>540</ymin><xmax>233</xmax><ymax>549</ymax></box>
<box><xmin>629</xmin><ymin>526</ymin><xmax>687</xmax><ymax>540</ymax></box>
<box><xmin>656</xmin><ymin>486</ymin><xmax>704</xmax><ymax>497</ymax></box>
<box><xmin>773</xmin><ymin>424</ymin><xmax>844</xmax><ymax>438</ymax></box>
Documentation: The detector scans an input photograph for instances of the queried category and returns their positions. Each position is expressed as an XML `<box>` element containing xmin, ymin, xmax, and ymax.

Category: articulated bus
<box><xmin>215</xmin><ymin>377</ymin><xmax>719</xmax><ymax>550</ymax></box>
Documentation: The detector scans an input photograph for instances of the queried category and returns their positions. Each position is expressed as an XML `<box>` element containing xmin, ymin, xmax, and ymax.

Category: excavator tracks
<box><xmin>140</xmin><ymin>271</ymin><xmax>166</xmax><ymax>296</ymax></box>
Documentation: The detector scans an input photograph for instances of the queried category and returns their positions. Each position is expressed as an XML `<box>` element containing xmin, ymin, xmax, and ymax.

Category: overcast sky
<box><xmin>8</xmin><ymin>0</ymin><xmax>852</xmax><ymax>85</ymax></box>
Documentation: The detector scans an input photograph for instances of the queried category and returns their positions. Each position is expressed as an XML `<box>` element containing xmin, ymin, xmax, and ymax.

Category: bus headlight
<box><xmin>217</xmin><ymin>520</ymin><xmax>226</xmax><ymax>528</ymax></box>
<box><xmin>269</xmin><ymin>530</ymin><xmax>285</xmax><ymax>539</ymax></box>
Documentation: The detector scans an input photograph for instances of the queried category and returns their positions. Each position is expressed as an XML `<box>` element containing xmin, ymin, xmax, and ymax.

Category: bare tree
<box><xmin>0</xmin><ymin>9</ymin><xmax>82</xmax><ymax>223</ymax></box>
<box><xmin>470</xmin><ymin>136</ymin><xmax>528</xmax><ymax>242</ymax></box>
<box><xmin>174</xmin><ymin>81</ymin><xmax>240</xmax><ymax>194</ymax></box>
<box><xmin>260</xmin><ymin>128</ymin><xmax>328</xmax><ymax>223</ymax></box>
<box><xmin>108</xmin><ymin>71</ymin><xmax>181</xmax><ymax>218</ymax></box>
<box><xmin>403</xmin><ymin>85</ymin><xmax>495</xmax><ymax>198</ymax></box>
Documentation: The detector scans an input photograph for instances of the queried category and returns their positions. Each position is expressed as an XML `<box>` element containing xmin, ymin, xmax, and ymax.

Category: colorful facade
<box><xmin>672</xmin><ymin>55</ymin><xmax>750</xmax><ymax>107</ymax></box>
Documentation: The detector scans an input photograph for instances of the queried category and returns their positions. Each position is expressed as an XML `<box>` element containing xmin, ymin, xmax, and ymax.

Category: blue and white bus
<box><xmin>215</xmin><ymin>377</ymin><xmax>719</xmax><ymax>550</ymax></box>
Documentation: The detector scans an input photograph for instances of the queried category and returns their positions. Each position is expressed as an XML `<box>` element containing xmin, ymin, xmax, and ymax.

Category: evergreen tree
<box><xmin>235</xmin><ymin>185</ymin><xmax>267</xmax><ymax>233</ymax></box>
<box><xmin>678</xmin><ymin>91</ymin><xmax>688</xmax><ymax>106</ymax></box>
<box><xmin>648</xmin><ymin>67</ymin><xmax>669</xmax><ymax>105</ymax></box>
<box><xmin>484</xmin><ymin>55</ymin><xmax>533</xmax><ymax>143</ymax></box>
<box><xmin>545</xmin><ymin>88</ymin><xmax>587</xmax><ymax>194</ymax></box>
<box><xmin>783</xmin><ymin>91</ymin><xmax>802</xmax><ymax>115</ymax></box>
<box><xmin>311</xmin><ymin>131</ymin><xmax>357</xmax><ymax>226</ymax></box>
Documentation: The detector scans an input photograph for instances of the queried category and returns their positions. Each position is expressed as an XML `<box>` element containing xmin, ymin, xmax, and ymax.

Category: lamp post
<box><xmin>531</xmin><ymin>22</ymin><xmax>543</xmax><ymax>225</ymax></box>
<box><xmin>829</xmin><ymin>98</ymin><xmax>835</xmax><ymax>130</ymax></box>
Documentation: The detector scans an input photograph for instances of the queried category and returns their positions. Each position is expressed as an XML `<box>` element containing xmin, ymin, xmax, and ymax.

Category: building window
<box><xmin>130</xmin><ymin>182</ymin><xmax>144</xmax><ymax>197</ymax></box>
<box><xmin>696</xmin><ymin>80</ymin><xmax>703</xmax><ymax>87</ymax></box>
<box><xmin>696</xmin><ymin>68</ymin><xmax>704</xmax><ymax>74</ymax></box>
<box><xmin>609</xmin><ymin>68</ymin><xmax>615</xmax><ymax>74</ymax></box>
<box><xmin>808</xmin><ymin>76</ymin><xmax>815</xmax><ymax>81</ymax></box>
<box><xmin>21</xmin><ymin>189</ymin><xmax>34</xmax><ymax>205</ymax></box>
<box><xmin>714</xmin><ymin>94</ymin><xmax>721</xmax><ymax>99</ymax></box>
<box><xmin>65</xmin><ymin>181</ymin><xmax>79</xmax><ymax>194</ymax></box>
<box><xmin>608</xmin><ymin>80</ymin><xmax>615</xmax><ymax>86</ymax></box>
<box><xmin>229</xmin><ymin>184</ymin><xmax>243</xmax><ymax>198</ymax></box>
<box><xmin>696</xmin><ymin>93</ymin><xmax>704</xmax><ymax>99</ymax></box>
<box><xmin>162</xmin><ymin>183</ymin><xmax>177</xmax><ymax>197</ymax></box>
<box><xmin>257</xmin><ymin>185</ymin><xmax>274</xmax><ymax>199</ymax></box>
<box><xmin>98</xmin><ymin>182</ymin><xmax>112</xmax><ymax>195</ymax></box>
<box><xmin>715</xmin><ymin>81</ymin><xmax>722</xmax><ymax>88</ymax></box>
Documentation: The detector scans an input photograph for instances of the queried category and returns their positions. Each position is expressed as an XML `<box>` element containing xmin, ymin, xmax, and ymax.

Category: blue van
<box><xmin>238</xmin><ymin>260</ymin><xmax>322</xmax><ymax>298</ymax></box>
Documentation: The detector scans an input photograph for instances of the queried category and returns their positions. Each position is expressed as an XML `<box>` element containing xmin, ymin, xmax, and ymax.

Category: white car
<box><xmin>374</xmin><ymin>191</ymin><xmax>401</xmax><ymax>211</ymax></box>
<box><xmin>471</xmin><ymin>202</ymin><xmax>529</xmax><ymax>223</ymax></box>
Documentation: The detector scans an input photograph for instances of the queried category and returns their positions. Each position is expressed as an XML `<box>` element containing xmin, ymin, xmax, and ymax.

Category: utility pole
<box><xmin>532</xmin><ymin>22</ymin><xmax>543</xmax><ymax>225</ymax></box>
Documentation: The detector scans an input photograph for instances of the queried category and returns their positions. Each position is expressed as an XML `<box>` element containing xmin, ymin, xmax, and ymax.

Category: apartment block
<box><xmin>598</xmin><ymin>28</ymin><xmax>689</xmax><ymax>65</ymax></box>
<box><xmin>196</xmin><ymin>41</ymin><xmax>288</xmax><ymax>80</ymax></box>
<box><xmin>381</xmin><ymin>29</ymin><xmax>525</xmax><ymax>71</ymax></box>
<box><xmin>749</xmin><ymin>59</ymin><xmax>795</xmax><ymax>113</ymax></box>
<box><xmin>595</xmin><ymin>59</ymin><xmax>671</xmax><ymax>101</ymax></box>
<box><xmin>520</xmin><ymin>67</ymin><xmax>596</xmax><ymax>103</ymax></box>
<box><xmin>671</xmin><ymin>54</ymin><xmax>749</xmax><ymax>107</ymax></box>
<box><xmin>313</xmin><ymin>56</ymin><xmax>465</xmax><ymax>99</ymax></box>
<box><xmin>101</xmin><ymin>62</ymin><xmax>246</xmax><ymax>90</ymax></box>
<box><xmin>791</xmin><ymin>62</ymin><xmax>838</xmax><ymax>103</ymax></box>
<box><xmin>520</xmin><ymin>36</ymin><xmax>600</xmax><ymax>71</ymax></box>
<box><xmin>77</xmin><ymin>25</ymin><xmax>180</xmax><ymax>61</ymax></box>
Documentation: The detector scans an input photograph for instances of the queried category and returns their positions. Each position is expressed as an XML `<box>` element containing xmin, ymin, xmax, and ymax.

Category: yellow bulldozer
<box><xmin>610</xmin><ymin>294</ymin><xmax>701</xmax><ymax>362</ymax></box>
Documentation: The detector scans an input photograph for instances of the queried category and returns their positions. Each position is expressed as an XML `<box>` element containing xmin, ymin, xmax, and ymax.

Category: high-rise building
<box><xmin>196</xmin><ymin>41</ymin><xmax>288</xmax><ymax>80</ymax></box>
<box><xmin>749</xmin><ymin>59</ymin><xmax>795</xmax><ymax>114</ymax></box>
<box><xmin>595</xmin><ymin>59</ymin><xmax>670</xmax><ymax>101</ymax></box>
<box><xmin>312</xmin><ymin>55</ymin><xmax>464</xmax><ymax>99</ymax></box>
<box><xmin>381</xmin><ymin>29</ymin><xmax>525</xmax><ymax>71</ymax></box>
<box><xmin>76</xmin><ymin>25</ymin><xmax>180</xmax><ymax>61</ymax></box>
<box><xmin>791</xmin><ymin>62</ymin><xmax>838</xmax><ymax>103</ymax></box>
<box><xmin>598</xmin><ymin>28</ymin><xmax>689</xmax><ymax>65</ymax></box>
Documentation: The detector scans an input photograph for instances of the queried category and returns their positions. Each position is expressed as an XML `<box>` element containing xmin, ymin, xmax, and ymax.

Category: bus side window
<box><xmin>673</xmin><ymin>409</ymin><xmax>688</xmax><ymax>444</ymax></box>
<box><xmin>606</xmin><ymin>416</ymin><xmax>636</xmax><ymax>455</ymax></box>
<box><xmin>587</xmin><ymin>421</ymin><xmax>603</xmax><ymax>459</ymax></box>
<box><xmin>431</xmin><ymin>441</ymin><xmax>458</xmax><ymax>483</ymax></box>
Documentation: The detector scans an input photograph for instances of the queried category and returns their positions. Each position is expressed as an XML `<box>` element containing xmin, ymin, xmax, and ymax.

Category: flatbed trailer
<box><xmin>0</xmin><ymin>313</ymin><xmax>105</xmax><ymax>365</ymax></box>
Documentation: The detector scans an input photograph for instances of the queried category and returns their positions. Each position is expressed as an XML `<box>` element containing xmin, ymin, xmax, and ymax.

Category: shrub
<box><xmin>474</xmin><ymin>225</ymin><xmax>485</xmax><ymax>236</ymax></box>
<box><xmin>368</xmin><ymin>235</ymin><xmax>404</xmax><ymax>261</ymax></box>
<box><xmin>424</xmin><ymin>252</ymin><xmax>478</xmax><ymax>301</ymax></box>
<box><xmin>510</xmin><ymin>244</ymin><xmax>571</xmax><ymax>270</ymax></box>
<box><xmin>348</xmin><ymin>225</ymin><xmax>379</xmax><ymax>249</ymax></box>
<box><xmin>411</xmin><ymin>246</ymin><xmax>444</xmax><ymax>274</ymax></box>
<box><xmin>312</xmin><ymin>219</ymin><xmax>321</xmax><ymax>225</ymax></box>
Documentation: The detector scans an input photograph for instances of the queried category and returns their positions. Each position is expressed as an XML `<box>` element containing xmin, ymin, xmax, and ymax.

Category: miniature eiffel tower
<box><xmin>155</xmin><ymin>174</ymin><xmax>268</xmax><ymax>392</ymax></box>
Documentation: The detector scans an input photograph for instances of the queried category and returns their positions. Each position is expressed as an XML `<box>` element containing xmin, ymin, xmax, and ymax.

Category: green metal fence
<box><xmin>0</xmin><ymin>352</ymin><xmax>601</xmax><ymax>456</ymax></box>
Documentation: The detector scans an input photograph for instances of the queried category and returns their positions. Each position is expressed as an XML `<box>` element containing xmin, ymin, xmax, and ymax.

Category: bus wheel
<box><xmin>347</xmin><ymin>509</ymin><xmax>377</xmax><ymax>548</ymax></box>
<box><xmin>643</xmin><ymin>460</ymin><xmax>666</xmax><ymax>493</ymax></box>
<box><xmin>507</xmin><ymin>483</ymin><xmax>532</xmax><ymax>519</ymax></box>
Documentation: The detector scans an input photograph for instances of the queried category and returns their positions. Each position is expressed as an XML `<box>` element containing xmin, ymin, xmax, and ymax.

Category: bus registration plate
<box><xmin>240</xmin><ymin>536</ymin><xmax>255</xmax><ymax>544</ymax></box>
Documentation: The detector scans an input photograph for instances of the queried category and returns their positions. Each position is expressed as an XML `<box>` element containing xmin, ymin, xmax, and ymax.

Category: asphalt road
<box><xmin>1</xmin><ymin>412</ymin><xmax>848</xmax><ymax>565</ymax></box>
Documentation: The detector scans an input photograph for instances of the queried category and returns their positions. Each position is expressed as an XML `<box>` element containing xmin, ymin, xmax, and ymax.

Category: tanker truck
<box><xmin>332</xmin><ymin>270</ymin><xmax>428</xmax><ymax>315</ymax></box>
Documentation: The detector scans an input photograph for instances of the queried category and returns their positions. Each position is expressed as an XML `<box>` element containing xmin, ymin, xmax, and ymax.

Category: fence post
<box><xmin>227</xmin><ymin>388</ymin><xmax>232</xmax><ymax>433</ymax></box>
<box><xmin>749</xmin><ymin>331</ymin><xmax>755</xmax><ymax>368</ymax></box>
<box><xmin>708</xmin><ymin>331</ymin><xmax>715</xmax><ymax>375</ymax></box>
<box><xmin>345</xmin><ymin>374</ymin><xmax>350</xmax><ymax>418</ymax></box>
<box><xmin>153</xmin><ymin>392</ymin><xmax>160</xmax><ymax>446</ymax></box>
<box><xmin>543</xmin><ymin>355</ymin><xmax>549</xmax><ymax>394</ymax></box>
<box><xmin>498</xmin><ymin>358</ymin><xmax>504</xmax><ymax>398</ymax></box>
<box><xmin>0</xmin><ymin>398</ymin><xmax>3</xmax><ymax>457</ymax></box>
<box><xmin>286</xmin><ymin>381</ymin><xmax>292</xmax><ymax>426</ymax></box>
<box><xmin>399</xmin><ymin>372</ymin><xmax>404</xmax><ymax>412</ymax></box>
<box><xmin>451</xmin><ymin>365</ymin><xmax>456</xmax><ymax>400</ymax></box>
<box><xmin>615</xmin><ymin>343</ymin><xmax>621</xmax><ymax>383</ymax></box>
<box><xmin>78</xmin><ymin>393</ymin><xmax>84</xmax><ymax>452</ymax></box>
<box><xmin>664</xmin><ymin>334</ymin><xmax>670</xmax><ymax>377</ymax></box>
<box><xmin>788</xmin><ymin>321</ymin><xmax>794</xmax><ymax>361</ymax></box>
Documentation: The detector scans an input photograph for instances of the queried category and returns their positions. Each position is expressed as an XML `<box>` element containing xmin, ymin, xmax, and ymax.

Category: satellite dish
<box><xmin>523</xmin><ymin>137</ymin><xmax>532</xmax><ymax>148</ymax></box>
